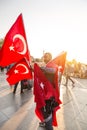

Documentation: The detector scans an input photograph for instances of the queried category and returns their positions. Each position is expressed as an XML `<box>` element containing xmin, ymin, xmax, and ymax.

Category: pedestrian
<box><xmin>13</xmin><ymin>79</ymin><xmax>33</xmax><ymax>94</ymax></box>
<box><xmin>0</xmin><ymin>66</ymin><xmax>4</xmax><ymax>72</ymax></box>
<box><xmin>22</xmin><ymin>79</ymin><xmax>33</xmax><ymax>90</ymax></box>
<box><xmin>34</xmin><ymin>63</ymin><xmax>61</xmax><ymax>130</ymax></box>
<box><xmin>64</xmin><ymin>61</ymin><xmax>75</xmax><ymax>87</ymax></box>
<box><xmin>58</xmin><ymin>66</ymin><xmax>63</xmax><ymax>88</ymax></box>
<box><xmin>13</xmin><ymin>80</ymin><xmax>24</xmax><ymax>94</ymax></box>
<box><xmin>65</xmin><ymin>73</ymin><xmax>75</xmax><ymax>87</ymax></box>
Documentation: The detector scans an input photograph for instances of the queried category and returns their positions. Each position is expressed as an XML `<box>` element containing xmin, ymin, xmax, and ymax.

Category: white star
<box><xmin>9</xmin><ymin>45</ymin><xmax>15</xmax><ymax>51</ymax></box>
<box><xmin>40</xmin><ymin>82</ymin><xmax>44</xmax><ymax>89</ymax></box>
<box><xmin>14</xmin><ymin>69</ymin><xmax>19</xmax><ymax>74</ymax></box>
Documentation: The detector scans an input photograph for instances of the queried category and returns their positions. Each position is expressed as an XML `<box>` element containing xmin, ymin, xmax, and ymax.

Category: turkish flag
<box><xmin>0</xmin><ymin>13</ymin><xmax>30</xmax><ymax>67</ymax></box>
<box><xmin>34</xmin><ymin>63</ymin><xmax>61</xmax><ymax>126</ymax></box>
<box><xmin>34</xmin><ymin>63</ymin><xmax>55</xmax><ymax>109</ymax></box>
<box><xmin>6</xmin><ymin>58</ymin><xmax>32</xmax><ymax>85</ymax></box>
<box><xmin>46</xmin><ymin>51</ymin><xmax>67</xmax><ymax>73</ymax></box>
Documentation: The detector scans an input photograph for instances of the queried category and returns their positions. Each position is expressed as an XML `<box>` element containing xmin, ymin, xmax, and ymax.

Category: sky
<box><xmin>0</xmin><ymin>0</ymin><xmax>87</xmax><ymax>63</ymax></box>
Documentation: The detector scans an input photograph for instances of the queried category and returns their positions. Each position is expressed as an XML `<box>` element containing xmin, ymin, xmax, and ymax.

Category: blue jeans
<box><xmin>45</xmin><ymin>117</ymin><xmax>53</xmax><ymax>130</ymax></box>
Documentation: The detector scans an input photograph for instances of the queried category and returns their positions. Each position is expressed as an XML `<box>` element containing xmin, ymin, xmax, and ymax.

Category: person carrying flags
<box><xmin>34</xmin><ymin>63</ymin><xmax>61</xmax><ymax>130</ymax></box>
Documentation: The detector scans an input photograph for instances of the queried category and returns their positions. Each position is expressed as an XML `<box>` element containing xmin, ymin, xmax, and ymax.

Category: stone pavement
<box><xmin>54</xmin><ymin>77</ymin><xmax>87</xmax><ymax>130</ymax></box>
<box><xmin>0</xmin><ymin>70</ymin><xmax>87</xmax><ymax>130</ymax></box>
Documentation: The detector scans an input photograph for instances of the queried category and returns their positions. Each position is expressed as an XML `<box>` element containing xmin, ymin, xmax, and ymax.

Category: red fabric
<box><xmin>35</xmin><ymin>107</ymin><xmax>44</xmax><ymax>122</ymax></box>
<box><xmin>46</xmin><ymin>51</ymin><xmax>67</xmax><ymax>73</ymax></box>
<box><xmin>6</xmin><ymin>58</ymin><xmax>32</xmax><ymax>85</ymax></box>
<box><xmin>54</xmin><ymin>68</ymin><xmax>61</xmax><ymax>100</ymax></box>
<box><xmin>0</xmin><ymin>13</ymin><xmax>30</xmax><ymax>67</ymax></box>
<box><xmin>34</xmin><ymin>63</ymin><xmax>56</xmax><ymax>109</ymax></box>
<box><xmin>52</xmin><ymin>106</ymin><xmax>60</xmax><ymax>126</ymax></box>
<box><xmin>45</xmin><ymin>63</ymin><xmax>61</xmax><ymax>100</ymax></box>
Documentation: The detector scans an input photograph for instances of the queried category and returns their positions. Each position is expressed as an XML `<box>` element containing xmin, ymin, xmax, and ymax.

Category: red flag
<box><xmin>46</xmin><ymin>51</ymin><xmax>67</xmax><ymax>73</ymax></box>
<box><xmin>41</xmin><ymin>66</ymin><xmax>61</xmax><ymax>103</ymax></box>
<box><xmin>0</xmin><ymin>13</ymin><xmax>30</xmax><ymax>67</ymax></box>
<box><xmin>34</xmin><ymin>63</ymin><xmax>62</xmax><ymax>126</ymax></box>
<box><xmin>34</xmin><ymin>63</ymin><xmax>55</xmax><ymax>109</ymax></box>
<box><xmin>6</xmin><ymin>58</ymin><xmax>32</xmax><ymax>85</ymax></box>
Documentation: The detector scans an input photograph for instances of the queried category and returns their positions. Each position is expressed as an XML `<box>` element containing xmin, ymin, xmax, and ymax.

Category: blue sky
<box><xmin>0</xmin><ymin>0</ymin><xmax>87</xmax><ymax>63</ymax></box>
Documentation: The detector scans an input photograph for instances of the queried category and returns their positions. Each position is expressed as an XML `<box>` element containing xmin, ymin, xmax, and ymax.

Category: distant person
<box><xmin>13</xmin><ymin>79</ymin><xmax>32</xmax><ymax>94</ymax></box>
<box><xmin>64</xmin><ymin>73</ymin><xmax>75</xmax><ymax>87</ymax></box>
<box><xmin>13</xmin><ymin>81</ymin><xmax>24</xmax><ymax>94</ymax></box>
<box><xmin>22</xmin><ymin>79</ymin><xmax>33</xmax><ymax>90</ymax></box>
<box><xmin>58</xmin><ymin>66</ymin><xmax>63</xmax><ymax>88</ymax></box>
<box><xmin>64</xmin><ymin>62</ymin><xmax>75</xmax><ymax>88</ymax></box>
<box><xmin>0</xmin><ymin>66</ymin><xmax>4</xmax><ymax>72</ymax></box>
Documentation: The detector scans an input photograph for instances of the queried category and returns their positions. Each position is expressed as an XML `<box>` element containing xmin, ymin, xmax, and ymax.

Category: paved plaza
<box><xmin>0</xmin><ymin>70</ymin><xmax>87</xmax><ymax>130</ymax></box>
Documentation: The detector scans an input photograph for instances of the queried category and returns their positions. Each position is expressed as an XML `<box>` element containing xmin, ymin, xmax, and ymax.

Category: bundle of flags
<box><xmin>0</xmin><ymin>13</ymin><xmax>32</xmax><ymax>85</ymax></box>
<box><xmin>33</xmin><ymin>51</ymin><xmax>67</xmax><ymax>127</ymax></box>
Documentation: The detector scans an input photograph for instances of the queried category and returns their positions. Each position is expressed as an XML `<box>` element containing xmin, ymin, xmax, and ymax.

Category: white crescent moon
<box><xmin>13</xmin><ymin>34</ymin><xmax>27</xmax><ymax>55</ymax></box>
<box><xmin>16</xmin><ymin>63</ymin><xmax>29</xmax><ymax>74</ymax></box>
